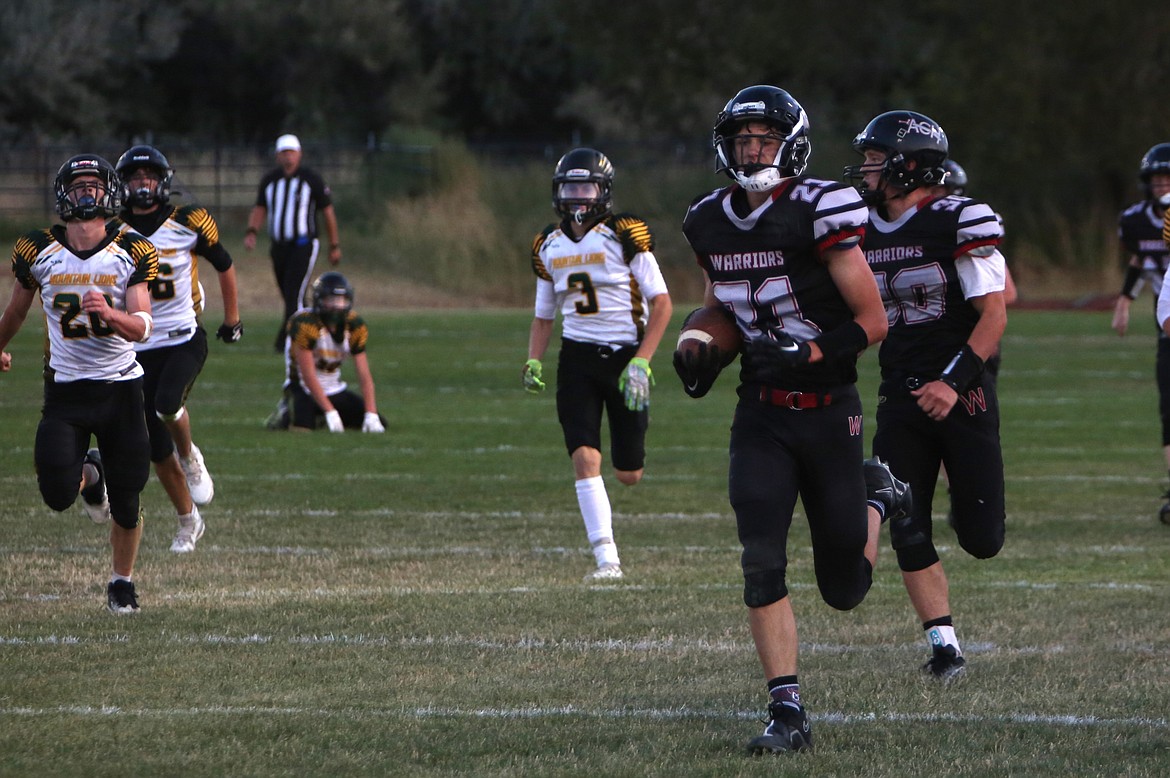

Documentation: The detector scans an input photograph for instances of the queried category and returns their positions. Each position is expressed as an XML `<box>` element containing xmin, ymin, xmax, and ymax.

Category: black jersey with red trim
<box><xmin>863</xmin><ymin>194</ymin><xmax>1003</xmax><ymax>377</ymax></box>
<box><xmin>682</xmin><ymin>176</ymin><xmax>868</xmax><ymax>389</ymax></box>
<box><xmin>1118</xmin><ymin>200</ymin><xmax>1170</xmax><ymax>297</ymax></box>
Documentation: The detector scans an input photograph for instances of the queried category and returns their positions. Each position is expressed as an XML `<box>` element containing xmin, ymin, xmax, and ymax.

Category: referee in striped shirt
<box><xmin>244</xmin><ymin>134</ymin><xmax>342</xmax><ymax>352</ymax></box>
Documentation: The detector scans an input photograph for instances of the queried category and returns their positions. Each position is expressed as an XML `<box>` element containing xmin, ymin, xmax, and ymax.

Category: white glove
<box><xmin>324</xmin><ymin>409</ymin><xmax>344</xmax><ymax>433</ymax></box>
<box><xmin>362</xmin><ymin>412</ymin><xmax>385</xmax><ymax>433</ymax></box>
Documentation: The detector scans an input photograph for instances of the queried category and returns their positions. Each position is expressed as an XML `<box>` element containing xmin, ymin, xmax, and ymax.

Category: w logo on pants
<box><xmin>848</xmin><ymin>415</ymin><xmax>863</xmax><ymax>436</ymax></box>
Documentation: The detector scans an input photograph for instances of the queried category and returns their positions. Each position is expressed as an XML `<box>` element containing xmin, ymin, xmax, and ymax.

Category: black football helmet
<box><xmin>713</xmin><ymin>85</ymin><xmax>811</xmax><ymax>191</ymax></box>
<box><xmin>1138</xmin><ymin>143</ymin><xmax>1170</xmax><ymax>200</ymax></box>
<box><xmin>311</xmin><ymin>271</ymin><xmax>354</xmax><ymax>329</ymax></box>
<box><xmin>552</xmin><ymin>148</ymin><xmax>614</xmax><ymax>224</ymax></box>
<box><xmin>115</xmin><ymin>145</ymin><xmax>174</xmax><ymax>208</ymax></box>
<box><xmin>844</xmin><ymin>110</ymin><xmax>948</xmax><ymax>204</ymax></box>
<box><xmin>941</xmin><ymin>159</ymin><xmax>968</xmax><ymax>195</ymax></box>
<box><xmin>54</xmin><ymin>154</ymin><xmax>123</xmax><ymax>221</ymax></box>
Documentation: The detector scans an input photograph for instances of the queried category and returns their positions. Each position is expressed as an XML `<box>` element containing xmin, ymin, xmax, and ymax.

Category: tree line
<box><xmin>3</xmin><ymin>0</ymin><xmax>1170</xmax><ymax>270</ymax></box>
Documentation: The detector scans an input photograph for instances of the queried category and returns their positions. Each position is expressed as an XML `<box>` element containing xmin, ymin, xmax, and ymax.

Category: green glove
<box><xmin>619</xmin><ymin>357</ymin><xmax>654</xmax><ymax>411</ymax></box>
<box><xmin>522</xmin><ymin>358</ymin><xmax>546</xmax><ymax>393</ymax></box>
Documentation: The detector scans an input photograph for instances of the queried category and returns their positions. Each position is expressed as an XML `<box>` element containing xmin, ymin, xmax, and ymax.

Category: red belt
<box><xmin>758</xmin><ymin>387</ymin><xmax>833</xmax><ymax>410</ymax></box>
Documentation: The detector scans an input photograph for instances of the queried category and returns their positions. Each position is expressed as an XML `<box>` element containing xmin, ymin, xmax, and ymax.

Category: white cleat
<box><xmin>583</xmin><ymin>563</ymin><xmax>624</xmax><ymax>581</ymax></box>
<box><xmin>170</xmin><ymin>506</ymin><xmax>206</xmax><ymax>554</ymax></box>
<box><xmin>179</xmin><ymin>444</ymin><xmax>215</xmax><ymax>505</ymax></box>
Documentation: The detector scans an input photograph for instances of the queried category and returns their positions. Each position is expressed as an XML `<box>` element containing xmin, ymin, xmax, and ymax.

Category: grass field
<box><xmin>1</xmin><ymin>307</ymin><xmax>1168</xmax><ymax>777</ymax></box>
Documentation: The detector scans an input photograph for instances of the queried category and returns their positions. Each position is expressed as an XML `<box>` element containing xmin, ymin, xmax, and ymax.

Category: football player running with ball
<box><xmin>677</xmin><ymin>86</ymin><xmax>910</xmax><ymax>756</ymax></box>
<box><xmin>0</xmin><ymin>155</ymin><xmax>158</xmax><ymax>613</ymax></box>
<box><xmin>523</xmin><ymin>148</ymin><xmax>673</xmax><ymax>581</ymax></box>
<box><xmin>114</xmin><ymin>145</ymin><xmax>243</xmax><ymax>553</ymax></box>
<box><xmin>845</xmin><ymin>111</ymin><xmax>1009</xmax><ymax>681</ymax></box>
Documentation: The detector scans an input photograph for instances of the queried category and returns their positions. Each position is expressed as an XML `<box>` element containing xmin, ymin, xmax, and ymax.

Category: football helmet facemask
<box><xmin>552</xmin><ymin>148</ymin><xmax>614</xmax><ymax>224</ymax></box>
<box><xmin>713</xmin><ymin>85</ymin><xmax>811</xmax><ymax>192</ymax></box>
<box><xmin>54</xmin><ymin>154</ymin><xmax>123</xmax><ymax>222</ymax></box>
<box><xmin>115</xmin><ymin>145</ymin><xmax>174</xmax><ymax>209</ymax></box>
<box><xmin>941</xmin><ymin>159</ymin><xmax>968</xmax><ymax>195</ymax></box>
<box><xmin>1138</xmin><ymin>143</ymin><xmax>1170</xmax><ymax>200</ymax></box>
<box><xmin>311</xmin><ymin>271</ymin><xmax>354</xmax><ymax>330</ymax></box>
<box><xmin>844</xmin><ymin>110</ymin><xmax>948</xmax><ymax>204</ymax></box>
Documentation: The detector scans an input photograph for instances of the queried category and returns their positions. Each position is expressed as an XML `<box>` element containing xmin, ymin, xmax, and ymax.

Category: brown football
<box><xmin>675</xmin><ymin>305</ymin><xmax>742</xmax><ymax>367</ymax></box>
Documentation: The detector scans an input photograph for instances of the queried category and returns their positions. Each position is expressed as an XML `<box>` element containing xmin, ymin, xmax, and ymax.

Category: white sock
<box><xmin>110</xmin><ymin>573</ymin><xmax>132</xmax><ymax>584</ymax></box>
<box><xmin>575</xmin><ymin>476</ymin><xmax>619</xmax><ymax>566</ymax></box>
<box><xmin>926</xmin><ymin>625</ymin><xmax>961</xmax><ymax>654</ymax></box>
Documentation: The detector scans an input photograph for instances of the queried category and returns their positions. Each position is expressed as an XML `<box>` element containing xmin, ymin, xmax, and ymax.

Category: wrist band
<box><xmin>812</xmin><ymin>320</ymin><xmax>868</xmax><ymax>362</ymax></box>
<box><xmin>132</xmin><ymin>311</ymin><xmax>153</xmax><ymax>342</ymax></box>
<box><xmin>938</xmin><ymin>345</ymin><xmax>984</xmax><ymax>392</ymax></box>
<box><xmin>1121</xmin><ymin>264</ymin><xmax>1142</xmax><ymax>299</ymax></box>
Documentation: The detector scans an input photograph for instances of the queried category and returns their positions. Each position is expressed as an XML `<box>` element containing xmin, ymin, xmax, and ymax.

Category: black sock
<box><xmin>767</xmin><ymin>675</ymin><xmax>801</xmax><ymax>709</ymax></box>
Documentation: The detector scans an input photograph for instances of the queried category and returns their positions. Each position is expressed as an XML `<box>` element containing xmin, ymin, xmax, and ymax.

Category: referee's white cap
<box><xmin>275</xmin><ymin>134</ymin><xmax>301</xmax><ymax>152</ymax></box>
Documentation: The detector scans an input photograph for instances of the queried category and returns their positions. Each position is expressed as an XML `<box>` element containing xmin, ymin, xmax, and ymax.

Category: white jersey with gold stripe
<box><xmin>11</xmin><ymin>224</ymin><xmax>158</xmax><ymax>383</ymax></box>
<box><xmin>286</xmin><ymin>308</ymin><xmax>369</xmax><ymax>395</ymax></box>
<box><xmin>116</xmin><ymin>205</ymin><xmax>221</xmax><ymax>350</ymax></box>
<box><xmin>530</xmin><ymin>213</ymin><xmax>668</xmax><ymax>347</ymax></box>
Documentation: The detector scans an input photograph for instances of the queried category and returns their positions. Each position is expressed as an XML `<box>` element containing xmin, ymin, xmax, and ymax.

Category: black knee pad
<box><xmin>956</xmin><ymin>528</ymin><xmax>1004</xmax><ymax>560</ymax></box>
<box><xmin>109</xmin><ymin>492</ymin><xmax>143</xmax><ymax>529</ymax></box>
<box><xmin>818</xmin><ymin>560</ymin><xmax>872</xmax><ymax>612</ymax></box>
<box><xmin>894</xmin><ymin>542</ymin><xmax>940</xmax><ymax>572</ymax></box>
<box><xmin>743</xmin><ymin>569</ymin><xmax>787</xmax><ymax>608</ymax></box>
<box><xmin>889</xmin><ymin>513</ymin><xmax>928</xmax><ymax>551</ymax></box>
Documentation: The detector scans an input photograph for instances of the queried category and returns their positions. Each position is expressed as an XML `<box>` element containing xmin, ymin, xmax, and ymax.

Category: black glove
<box><xmin>673</xmin><ymin>342</ymin><xmax>723</xmax><ymax>399</ymax></box>
<box><xmin>742</xmin><ymin>330</ymin><xmax>811</xmax><ymax>385</ymax></box>
<box><xmin>216</xmin><ymin>321</ymin><xmax>244</xmax><ymax>343</ymax></box>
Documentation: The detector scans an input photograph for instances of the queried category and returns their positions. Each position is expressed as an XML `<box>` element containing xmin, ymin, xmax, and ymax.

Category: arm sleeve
<box><xmin>630</xmin><ymin>251</ymin><xmax>669</xmax><ymax>300</ymax></box>
<box><xmin>955</xmin><ymin>249</ymin><xmax>1007</xmax><ymax>300</ymax></box>
<box><xmin>533</xmin><ymin>278</ymin><xmax>556</xmax><ymax>319</ymax></box>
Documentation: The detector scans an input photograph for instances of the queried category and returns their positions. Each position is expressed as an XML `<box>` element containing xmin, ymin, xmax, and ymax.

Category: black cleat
<box><xmin>1159</xmin><ymin>491</ymin><xmax>1170</xmax><ymax>526</ymax></box>
<box><xmin>106</xmin><ymin>580</ymin><xmax>140</xmax><ymax>614</ymax></box>
<box><xmin>923</xmin><ymin>644</ymin><xmax>966</xmax><ymax>681</ymax></box>
<box><xmin>864</xmin><ymin>456</ymin><xmax>912</xmax><ymax>524</ymax></box>
<box><xmin>746</xmin><ymin>702</ymin><xmax>813</xmax><ymax>755</ymax></box>
<box><xmin>80</xmin><ymin>448</ymin><xmax>111</xmax><ymax>524</ymax></box>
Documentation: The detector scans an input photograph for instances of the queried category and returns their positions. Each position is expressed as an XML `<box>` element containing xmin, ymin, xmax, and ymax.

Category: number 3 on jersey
<box><xmin>568</xmin><ymin>272</ymin><xmax>599</xmax><ymax>314</ymax></box>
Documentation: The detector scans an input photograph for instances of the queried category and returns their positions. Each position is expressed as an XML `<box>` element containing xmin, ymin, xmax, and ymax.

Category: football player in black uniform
<box><xmin>1111</xmin><ymin>144</ymin><xmax>1170</xmax><ymax>523</ymax></box>
<box><xmin>677</xmin><ymin>85</ymin><xmax>910</xmax><ymax>756</ymax></box>
<box><xmin>524</xmin><ymin>148</ymin><xmax>673</xmax><ymax>581</ymax></box>
<box><xmin>845</xmin><ymin>111</ymin><xmax>1009</xmax><ymax>680</ymax></box>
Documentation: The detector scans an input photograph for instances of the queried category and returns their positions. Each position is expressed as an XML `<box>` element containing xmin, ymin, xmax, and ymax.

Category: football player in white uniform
<box><xmin>0</xmin><ymin>154</ymin><xmax>158</xmax><ymax>613</ymax></box>
<box><xmin>275</xmin><ymin>271</ymin><xmax>386</xmax><ymax>433</ymax></box>
<box><xmin>523</xmin><ymin>148</ymin><xmax>673</xmax><ymax>581</ymax></box>
<box><xmin>114</xmin><ymin>145</ymin><xmax>242</xmax><ymax>553</ymax></box>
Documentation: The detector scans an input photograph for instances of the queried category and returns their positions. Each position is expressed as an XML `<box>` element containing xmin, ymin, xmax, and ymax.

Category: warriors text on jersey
<box><xmin>116</xmin><ymin>204</ymin><xmax>234</xmax><ymax>350</ymax></box>
<box><xmin>530</xmin><ymin>213</ymin><xmax>669</xmax><ymax>347</ymax></box>
<box><xmin>10</xmin><ymin>224</ymin><xmax>158</xmax><ymax>383</ymax></box>
<box><xmin>1119</xmin><ymin>200</ymin><xmax>1170</xmax><ymax>299</ymax></box>
<box><xmin>286</xmin><ymin>309</ymin><xmax>368</xmax><ymax>395</ymax></box>
<box><xmin>863</xmin><ymin>194</ymin><xmax>1004</xmax><ymax>377</ymax></box>
<box><xmin>682</xmin><ymin>176</ymin><xmax>868</xmax><ymax>388</ymax></box>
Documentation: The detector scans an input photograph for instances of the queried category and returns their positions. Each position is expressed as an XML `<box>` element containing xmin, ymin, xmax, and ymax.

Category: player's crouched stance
<box><xmin>273</xmin><ymin>272</ymin><xmax>388</xmax><ymax>433</ymax></box>
<box><xmin>0</xmin><ymin>154</ymin><xmax>158</xmax><ymax>614</ymax></box>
